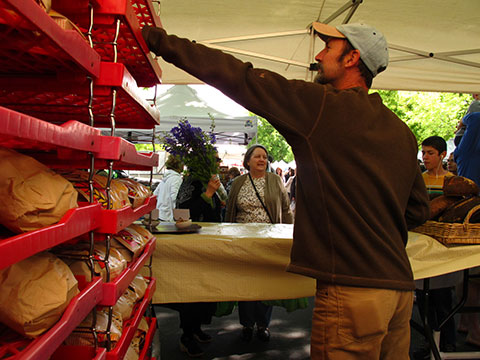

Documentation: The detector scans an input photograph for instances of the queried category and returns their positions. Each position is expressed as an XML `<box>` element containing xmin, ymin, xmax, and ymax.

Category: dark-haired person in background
<box><xmin>414</xmin><ymin>135</ymin><xmax>458</xmax><ymax>356</ymax></box>
<box><xmin>421</xmin><ymin>136</ymin><xmax>454</xmax><ymax>199</ymax></box>
<box><xmin>169</xmin><ymin>159</ymin><xmax>222</xmax><ymax>357</ymax></box>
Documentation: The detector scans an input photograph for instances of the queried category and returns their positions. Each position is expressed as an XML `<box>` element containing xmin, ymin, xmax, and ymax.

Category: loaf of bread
<box><xmin>438</xmin><ymin>196</ymin><xmax>480</xmax><ymax>223</ymax></box>
<box><xmin>443</xmin><ymin>176</ymin><xmax>479</xmax><ymax>197</ymax></box>
<box><xmin>429</xmin><ymin>195</ymin><xmax>462</xmax><ymax>220</ymax></box>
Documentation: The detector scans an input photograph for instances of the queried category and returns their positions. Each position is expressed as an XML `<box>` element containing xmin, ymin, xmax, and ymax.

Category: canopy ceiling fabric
<box><xmin>153</xmin><ymin>0</ymin><xmax>480</xmax><ymax>93</ymax></box>
<box><xmin>155</xmin><ymin>85</ymin><xmax>257</xmax><ymax>144</ymax></box>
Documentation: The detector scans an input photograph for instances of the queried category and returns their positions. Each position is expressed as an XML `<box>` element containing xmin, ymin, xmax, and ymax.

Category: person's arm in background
<box><xmin>457</xmin><ymin>112</ymin><xmax>480</xmax><ymax>154</ymax></box>
<box><xmin>279</xmin><ymin>177</ymin><xmax>293</xmax><ymax>224</ymax></box>
<box><xmin>177</xmin><ymin>176</ymin><xmax>220</xmax><ymax>221</ymax></box>
<box><xmin>225</xmin><ymin>175</ymin><xmax>244</xmax><ymax>223</ymax></box>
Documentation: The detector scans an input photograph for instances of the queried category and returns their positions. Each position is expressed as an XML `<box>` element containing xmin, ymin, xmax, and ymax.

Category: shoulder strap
<box><xmin>248</xmin><ymin>173</ymin><xmax>274</xmax><ymax>223</ymax></box>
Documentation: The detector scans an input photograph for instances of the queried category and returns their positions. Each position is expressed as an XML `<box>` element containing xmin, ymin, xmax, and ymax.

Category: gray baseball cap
<box><xmin>312</xmin><ymin>22</ymin><xmax>389</xmax><ymax>77</ymax></box>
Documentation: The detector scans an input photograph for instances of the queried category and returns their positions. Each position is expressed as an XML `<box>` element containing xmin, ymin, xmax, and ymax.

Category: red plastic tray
<box><xmin>138</xmin><ymin>317</ymin><xmax>156</xmax><ymax>360</ymax></box>
<box><xmin>0</xmin><ymin>0</ymin><xmax>100</xmax><ymax>79</ymax></box>
<box><xmin>0</xmin><ymin>62</ymin><xmax>160</xmax><ymax>129</ymax></box>
<box><xmin>51</xmin><ymin>346</ymin><xmax>106</xmax><ymax>360</ymax></box>
<box><xmin>28</xmin><ymin>145</ymin><xmax>159</xmax><ymax>170</ymax></box>
<box><xmin>106</xmin><ymin>278</ymin><xmax>156</xmax><ymax>360</ymax></box>
<box><xmin>0</xmin><ymin>203</ymin><xmax>102</xmax><ymax>270</ymax></box>
<box><xmin>98</xmin><ymin>195</ymin><xmax>157</xmax><ymax>234</ymax></box>
<box><xmin>51</xmin><ymin>0</ymin><xmax>162</xmax><ymax>87</ymax></box>
<box><xmin>0</xmin><ymin>106</ymin><xmax>159</xmax><ymax>168</ymax></box>
<box><xmin>100</xmin><ymin>239</ymin><xmax>156</xmax><ymax>306</ymax></box>
<box><xmin>48</xmin><ymin>282</ymin><xmax>156</xmax><ymax>360</ymax></box>
<box><xmin>0</xmin><ymin>107</ymin><xmax>100</xmax><ymax>152</ymax></box>
<box><xmin>0</xmin><ymin>277</ymin><xmax>103</xmax><ymax>360</ymax></box>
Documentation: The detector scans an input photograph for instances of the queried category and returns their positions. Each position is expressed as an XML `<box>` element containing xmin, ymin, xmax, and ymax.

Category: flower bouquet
<box><xmin>161</xmin><ymin>119</ymin><xmax>218</xmax><ymax>185</ymax></box>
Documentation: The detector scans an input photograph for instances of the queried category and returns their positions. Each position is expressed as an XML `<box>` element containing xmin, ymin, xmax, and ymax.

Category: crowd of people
<box><xmin>143</xmin><ymin>18</ymin><xmax>480</xmax><ymax>360</ymax></box>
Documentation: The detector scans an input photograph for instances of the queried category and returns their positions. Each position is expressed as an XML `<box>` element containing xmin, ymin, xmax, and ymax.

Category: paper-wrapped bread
<box><xmin>0</xmin><ymin>252</ymin><xmax>78</xmax><ymax>338</ymax></box>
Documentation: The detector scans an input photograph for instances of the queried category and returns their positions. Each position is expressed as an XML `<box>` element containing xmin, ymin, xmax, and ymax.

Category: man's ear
<box><xmin>344</xmin><ymin>49</ymin><xmax>361</xmax><ymax>69</ymax></box>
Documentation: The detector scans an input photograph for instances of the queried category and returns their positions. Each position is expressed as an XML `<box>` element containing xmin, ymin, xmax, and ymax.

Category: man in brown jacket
<box><xmin>142</xmin><ymin>21</ymin><xmax>430</xmax><ymax>359</ymax></box>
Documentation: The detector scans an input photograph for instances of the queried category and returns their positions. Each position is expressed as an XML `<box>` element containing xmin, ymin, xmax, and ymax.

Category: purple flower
<box><xmin>160</xmin><ymin>119</ymin><xmax>218</xmax><ymax>184</ymax></box>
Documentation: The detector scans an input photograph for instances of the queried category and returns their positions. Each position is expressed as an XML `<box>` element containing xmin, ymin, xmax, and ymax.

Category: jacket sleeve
<box><xmin>455</xmin><ymin>112</ymin><xmax>480</xmax><ymax>157</ymax></box>
<box><xmin>142</xmin><ymin>26</ymin><xmax>324</xmax><ymax>140</ymax></box>
<box><xmin>405</xmin><ymin>168</ymin><xmax>430</xmax><ymax>230</ymax></box>
<box><xmin>225</xmin><ymin>175</ymin><xmax>244</xmax><ymax>223</ymax></box>
<box><xmin>272</xmin><ymin>174</ymin><xmax>293</xmax><ymax>224</ymax></box>
<box><xmin>281</xmin><ymin>184</ymin><xmax>294</xmax><ymax>224</ymax></box>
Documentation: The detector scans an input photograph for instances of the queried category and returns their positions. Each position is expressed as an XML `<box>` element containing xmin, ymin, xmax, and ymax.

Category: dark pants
<box><xmin>416</xmin><ymin>287</ymin><xmax>456</xmax><ymax>351</ymax></box>
<box><xmin>164</xmin><ymin>302</ymin><xmax>217</xmax><ymax>337</ymax></box>
<box><xmin>238</xmin><ymin>301</ymin><xmax>272</xmax><ymax>328</ymax></box>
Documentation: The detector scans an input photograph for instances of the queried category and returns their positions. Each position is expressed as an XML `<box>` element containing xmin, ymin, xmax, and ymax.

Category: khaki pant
<box><xmin>311</xmin><ymin>284</ymin><xmax>413</xmax><ymax>360</ymax></box>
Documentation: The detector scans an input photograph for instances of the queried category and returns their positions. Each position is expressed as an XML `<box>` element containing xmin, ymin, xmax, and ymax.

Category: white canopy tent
<box><xmin>152</xmin><ymin>0</ymin><xmax>480</xmax><ymax>93</ymax></box>
<box><xmin>155</xmin><ymin>85</ymin><xmax>257</xmax><ymax>145</ymax></box>
<box><xmin>111</xmin><ymin>85</ymin><xmax>257</xmax><ymax>145</ymax></box>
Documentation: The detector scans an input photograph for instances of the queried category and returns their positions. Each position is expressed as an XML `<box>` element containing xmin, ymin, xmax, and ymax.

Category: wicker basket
<box><xmin>412</xmin><ymin>204</ymin><xmax>480</xmax><ymax>246</ymax></box>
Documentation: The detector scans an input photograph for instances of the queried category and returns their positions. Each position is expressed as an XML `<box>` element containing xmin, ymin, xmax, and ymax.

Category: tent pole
<box><xmin>199</xmin><ymin>43</ymin><xmax>310</xmax><ymax>69</ymax></box>
<box><xmin>202</xmin><ymin>30</ymin><xmax>308</xmax><ymax>44</ymax></box>
<box><xmin>389</xmin><ymin>44</ymin><xmax>480</xmax><ymax>69</ymax></box>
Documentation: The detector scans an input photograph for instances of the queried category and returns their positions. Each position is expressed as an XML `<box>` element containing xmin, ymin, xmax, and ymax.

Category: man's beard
<box><xmin>314</xmin><ymin>73</ymin><xmax>327</xmax><ymax>84</ymax></box>
<box><xmin>313</xmin><ymin>64</ymin><xmax>329</xmax><ymax>84</ymax></box>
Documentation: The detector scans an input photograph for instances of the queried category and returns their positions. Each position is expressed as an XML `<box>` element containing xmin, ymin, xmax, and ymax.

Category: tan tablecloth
<box><xmin>150</xmin><ymin>223</ymin><xmax>480</xmax><ymax>303</ymax></box>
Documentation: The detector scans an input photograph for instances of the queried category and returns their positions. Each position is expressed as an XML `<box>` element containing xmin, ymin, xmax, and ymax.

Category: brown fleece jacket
<box><xmin>143</xmin><ymin>26</ymin><xmax>430</xmax><ymax>291</ymax></box>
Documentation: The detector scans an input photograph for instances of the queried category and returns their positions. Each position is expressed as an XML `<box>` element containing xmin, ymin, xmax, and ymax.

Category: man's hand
<box><xmin>141</xmin><ymin>25</ymin><xmax>164</xmax><ymax>55</ymax></box>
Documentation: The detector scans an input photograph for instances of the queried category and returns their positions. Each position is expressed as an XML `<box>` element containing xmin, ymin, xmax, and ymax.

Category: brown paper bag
<box><xmin>60</xmin><ymin>170</ymin><xmax>130</xmax><ymax>210</ymax></box>
<box><xmin>128</xmin><ymin>275</ymin><xmax>149</xmax><ymax>302</ymax></box>
<box><xmin>0</xmin><ymin>252</ymin><xmax>79</xmax><ymax>338</ymax></box>
<box><xmin>130</xmin><ymin>317</ymin><xmax>149</xmax><ymax>357</ymax></box>
<box><xmin>0</xmin><ymin>147</ymin><xmax>78</xmax><ymax>233</ymax></box>
<box><xmin>111</xmin><ymin>225</ymin><xmax>152</xmax><ymax>261</ymax></box>
<box><xmin>58</xmin><ymin>243</ymin><xmax>127</xmax><ymax>282</ymax></box>
<box><xmin>113</xmin><ymin>288</ymin><xmax>137</xmax><ymax>321</ymax></box>
<box><xmin>35</xmin><ymin>0</ymin><xmax>51</xmax><ymax>12</ymax></box>
<box><xmin>63</xmin><ymin>308</ymin><xmax>123</xmax><ymax>347</ymax></box>
<box><xmin>124</xmin><ymin>344</ymin><xmax>139</xmax><ymax>360</ymax></box>
<box><xmin>117</xmin><ymin>178</ymin><xmax>151</xmax><ymax>208</ymax></box>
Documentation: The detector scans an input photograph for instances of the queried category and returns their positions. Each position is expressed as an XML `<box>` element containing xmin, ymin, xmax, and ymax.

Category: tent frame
<box><xmin>195</xmin><ymin>0</ymin><xmax>480</xmax><ymax>82</ymax></box>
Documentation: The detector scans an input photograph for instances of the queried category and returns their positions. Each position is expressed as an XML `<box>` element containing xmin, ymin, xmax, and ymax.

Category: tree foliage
<box><xmin>375</xmin><ymin>90</ymin><xmax>471</xmax><ymax>145</ymax></box>
<box><xmin>252</xmin><ymin>116</ymin><xmax>294</xmax><ymax>162</ymax></box>
<box><xmin>135</xmin><ymin>143</ymin><xmax>155</xmax><ymax>151</ymax></box>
